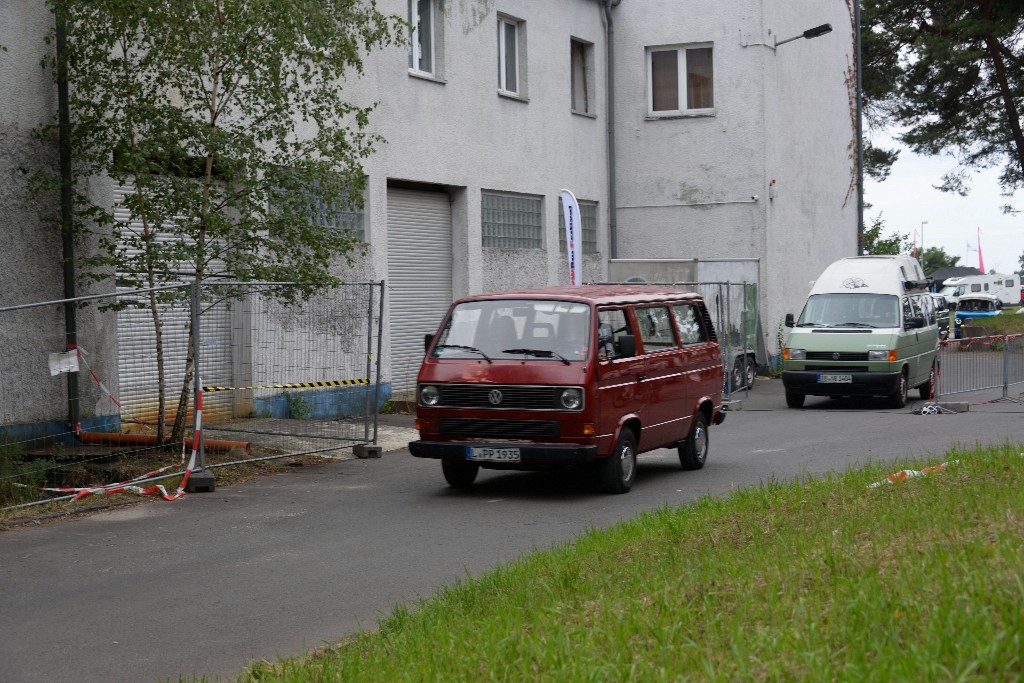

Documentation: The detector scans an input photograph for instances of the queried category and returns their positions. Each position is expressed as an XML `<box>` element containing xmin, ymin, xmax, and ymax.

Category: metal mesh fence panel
<box><xmin>1</xmin><ymin>281</ymin><xmax>384</xmax><ymax>512</ymax></box>
<box><xmin>199</xmin><ymin>281</ymin><xmax>384</xmax><ymax>455</ymax></box>
<box><xmin>936</xmin><ymin>334</ymin><xmax>1024</xmax><ymax>402</ymax></box>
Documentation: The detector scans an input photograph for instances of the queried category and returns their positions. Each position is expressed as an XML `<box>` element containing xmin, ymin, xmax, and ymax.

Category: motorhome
<box><xmin>782</xmin><ymin>256</ymin><xmax>938</xmax><ymax>409</ymax></box>
<box><xmin>938</xmin><ymin>273</ymin><xmax>1022</xmax><ymax>307</ymax></box>
<box><xmin>409</xmin><ymin>285</ymin><xmax>726</xmax><ymax>494</ymax></box>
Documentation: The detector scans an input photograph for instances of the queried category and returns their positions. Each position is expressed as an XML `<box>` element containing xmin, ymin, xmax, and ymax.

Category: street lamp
<box><xmin>920</xmin><ymin>220</ymin><xmax>928</xmax><ymax>265</ymax></box>
<box><xmin>775</xmin><ymin>23</ymin><xmax>833</xmax><ymax>48</ymax></box>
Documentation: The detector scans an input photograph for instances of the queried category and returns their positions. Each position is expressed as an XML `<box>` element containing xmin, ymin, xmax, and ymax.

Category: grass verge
<box><xmin>225</xmin><ymin>443</ymin><xmax>1023</xmax><ymax>682</ymax></box>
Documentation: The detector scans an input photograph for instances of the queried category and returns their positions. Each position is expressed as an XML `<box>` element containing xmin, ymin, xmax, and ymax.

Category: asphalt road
<box><xmin>2</xmin><ymin>379</ymin><xmax>1022</xmax><ymax>683</ymax></box>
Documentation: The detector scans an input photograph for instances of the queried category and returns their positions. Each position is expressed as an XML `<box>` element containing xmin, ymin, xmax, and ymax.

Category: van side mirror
<box><xmin>905</xmin><ymin>316</ymin><xmax>925</xmax><ymax>330</ymax></box>
<box><xmin>618</xmin><ymin>334</ymin><xmax>637</xmax><ymax>358</ymax></box>
<box><xmin>424</xmin><ymin>334</ymin><xmax>434</xmax><ymax>353</ymax></box>
<box><xmin>784</xmin><ymin>313</ymin><xmax>795</xmax><ymax>328</ymax></box>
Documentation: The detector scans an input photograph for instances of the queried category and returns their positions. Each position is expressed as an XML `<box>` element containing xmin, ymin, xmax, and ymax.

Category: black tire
<box><xmin>441</xmin><ymin>459</ymin><xmax>479</xmax><ymax>488</ymax></box>
<box><xmin>785</xmin><ymin>391</ymin><xmax>805</xmax><ymax>408</ymax></box>
<box><xmin>888</xmin><ymin>371</ymin><xmax>908</xmax><ymax>409</ymax></box>
<box><xmin>599</xmin><ymin>429</ymin><xmax>637</xmax><ymax>494</ymax></box>
<box><xmin>678</xmin><ymin>413</ymin><xmax>709</xmax><ymax>471</ymax></box>
<box><xmin>743</xmin><ymin>357</ymin><xmax>756</xmax><ymax>389</ymax></box>
<box><xmin>729</xmin><ymin>359</ymin><xmax>744</xmax><ymax>393</ymax></box>
<box><xmin>918</xmin><ymin>363</ymin><xmax>935</xmax><ymax>400</ymax></box>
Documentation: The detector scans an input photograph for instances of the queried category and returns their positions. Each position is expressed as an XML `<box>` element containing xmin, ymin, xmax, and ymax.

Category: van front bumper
<box><xmin>781</xmin><ymin>370</ymin><xmax>902</xmax><ymax>397</ymax></box>
<box><xmin>409</xmin><ymin>441</ymin><xmax>599</xmax><ymax>465</ymax></box>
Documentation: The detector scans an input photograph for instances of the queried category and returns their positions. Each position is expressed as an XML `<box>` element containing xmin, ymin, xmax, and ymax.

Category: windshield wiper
<box><xmin>836</xmin><ymin>322</ymin><xmax>878</xmax><ymax>328</ymax></box>
<box><xmin>435</xmin><ymin>344</ymin><xmax>492</xmax><ymax>363</ymax></box>
<box><xmin>502</xmin><ymin>348</ymin><xmax>571</xmax><ymax>366</ymax></box>
<box><xmin>796</xmin><ymin>322</ymin><xmax>830</xmax><ymax>328</ymax></box>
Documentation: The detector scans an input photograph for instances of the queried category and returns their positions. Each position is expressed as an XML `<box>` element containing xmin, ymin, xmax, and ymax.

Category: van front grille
<box><xmin>806</xmin><ymin>352</ymin><xmax>869</xmax><ymax>361</ymax></box>
<box><xmin>439</xmin><ymin>419</ymin><xmax>560</xmax><ymax>439</ymax></box>
<box><xmin>806</xmin><ymin>365</ymin><xmax>869</xmax><ymax>373</ymax></box>
<box><xmin>436</xmin><ymin>384</ymin><xmax>560</xmax><ymax>409</ymax></box>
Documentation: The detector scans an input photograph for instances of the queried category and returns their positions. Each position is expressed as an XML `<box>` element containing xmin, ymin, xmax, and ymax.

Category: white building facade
<box><xmin>0</xmin><ymin>0</ymin><xmax>857</xmax><ymax>428</ymax></box>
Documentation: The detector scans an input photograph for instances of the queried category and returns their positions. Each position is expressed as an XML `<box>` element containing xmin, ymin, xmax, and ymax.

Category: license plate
<box><xmin>467</xmin><ymin>447</ymin><xmax>521</xmax><ymax>462</ymax></box>
<box><xmin>818</xmin><ymin>374</ymin><xmax>852</xmax><ymax>384</ymax></box>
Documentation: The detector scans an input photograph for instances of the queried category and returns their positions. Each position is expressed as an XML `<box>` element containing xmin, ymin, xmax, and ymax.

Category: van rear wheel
<box><xmin>441</xmin><ymin>459</ymin><xmax>479</xmax><ymax>488</ymax></box>
<box><xmin>918</xmin><ymin>363</ymin><xmax>935</xmax><ymax>400</ymax></box>
<box><xmin>678</xmin><ymin>413</ymin><xmax>708</xmax><ymax>470</ymax></box>
<box><xmin>599</xmin><ymin>429</ymin><xmax>637</xmax><ymax>494</ymax></box>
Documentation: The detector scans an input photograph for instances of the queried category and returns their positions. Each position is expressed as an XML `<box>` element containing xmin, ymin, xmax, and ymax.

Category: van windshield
<box><xmin>432</xmin><ymin>299</ymin><xmax>592</xmax><ymax>361</ymax></box>
<box><xmin>796</xmin><ymin>293</ymin><xmax>900</xmax><ymax>328</ymax></box>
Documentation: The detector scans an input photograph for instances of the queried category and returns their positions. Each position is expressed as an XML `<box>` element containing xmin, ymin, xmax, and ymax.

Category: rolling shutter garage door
<box><xmin>387</xmin><ymin>188</ymin><xmax>452</xmax><ymax>391</ymax></box>
<box><xmin>113</xmin><ymin>182</ymin><xmax>235</xmax><ymax>426</ymax></box>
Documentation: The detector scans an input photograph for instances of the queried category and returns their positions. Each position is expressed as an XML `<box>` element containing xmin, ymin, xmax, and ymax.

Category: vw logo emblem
<box><xmin>488</xmin><ymin>389</ymin><xmax>503</xmax><ymax>405</ymax></box>
<box><xmin>832</xmin><ymin>352</ymin><xmax>841</xmax><ymax>360</ymax></box>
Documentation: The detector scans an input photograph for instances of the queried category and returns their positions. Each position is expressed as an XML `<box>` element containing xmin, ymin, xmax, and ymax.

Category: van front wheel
<box><xmin>888</xmin><ymin>372</ymin><xmax>908</xmax><ymax>409</ymax></box>
<box><xmin>785</xmin><ymin>391</ymin><xmax>805</xmax><ymax>408</ymax></box>
<box><xmin>442</xmin><ymin>459</ymin><xmax>479</xmax><ymax>488</ymax></box>
<box><xmin>599</xmin><ymin>429</ymin><xmax>637</xmax><ymax>494</ymax></box>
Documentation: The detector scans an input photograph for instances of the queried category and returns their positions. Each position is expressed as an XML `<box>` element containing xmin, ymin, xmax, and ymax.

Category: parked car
<box><xmin>930</xmin><ymin>293</ymin><xmax>950</xmax><ymax>340</ymax></box>
<box><xmin>952</xmin><ymin>293</ymin><xmax>1002</xmax><ymax>338</ymax></box>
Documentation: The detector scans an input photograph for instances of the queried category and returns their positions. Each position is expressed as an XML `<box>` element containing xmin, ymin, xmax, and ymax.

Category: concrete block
<box><xmin>186</xmin><ymin>469</ymin><xmax>216</xmax><ymax>493</ymax></box>
<box><xmin>353</xmin><ymin>444</ymin><xmax>383</xmax><ymax>459</ymax></box>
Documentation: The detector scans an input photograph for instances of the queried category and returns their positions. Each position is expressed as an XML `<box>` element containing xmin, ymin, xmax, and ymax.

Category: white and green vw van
<box><xmin>782</xmin><ymin>256</ymin><xmax>938</xmax><ymax>408</ymax></box>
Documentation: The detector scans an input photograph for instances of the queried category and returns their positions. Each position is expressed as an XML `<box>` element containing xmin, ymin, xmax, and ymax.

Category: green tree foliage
<box><xmin>862</xmin><ymin>1</ymin><xmax>1024</xmax><ymax>210</ymax></box>
<box><xmin>861</xmin><ymin>215</ymin><xmax>911</xmax><ymax>255</ymax></box>
<box><xmin>919</xmin><ymin>247</ymin><xmax>960</xmax><ymax>277</ymax></box>
<box><xmin>41</xmin><ymin>0</ymin><xmax>404</xmax><ymax>441</ymax></box>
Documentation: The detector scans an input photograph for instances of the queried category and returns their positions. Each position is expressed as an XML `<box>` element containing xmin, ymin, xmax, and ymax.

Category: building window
<box><xmin>482</xmin><ymin>192</ymin><xmax>542</xmax><ymax>249</ymax></box>
<box><xmin>315</xmin><ymin>188</ymin><xmax>364</xmax><ymax>239</ymax></box>
<box><xmin>498</xmin><ymin>15</ymin><xmax>525</xmax><ymax>96</ymax></box>
<box><xmin>559</xmin><ymin>198</ymin><xmax>598</xmax><ymax>254</ymax></box>
<box><xmin>647</xmin><ymin>44</ymin><xmax>714</xmax><ymax>115</ymax></box>
<box><xmin>571</xmin><ymin>39</ymin><xmax>593</xmax><ymax>114</ymax></box>
<box><xmin>409</xmin><ymin>0</ymin><xmax>438</xmax><ymax>76</ymax></box>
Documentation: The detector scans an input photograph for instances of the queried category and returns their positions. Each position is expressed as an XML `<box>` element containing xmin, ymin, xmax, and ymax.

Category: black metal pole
<box><xmin>56</xmin><ymin>11</ymin><xmax>80</xmax><ymax>435</ymax></box>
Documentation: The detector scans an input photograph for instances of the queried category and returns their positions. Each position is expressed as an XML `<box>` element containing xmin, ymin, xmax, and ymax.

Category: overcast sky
<box><xmin>864</xmin><ymin>134</ymin><xmax>1023</xmax><ymax>277</ymax></box>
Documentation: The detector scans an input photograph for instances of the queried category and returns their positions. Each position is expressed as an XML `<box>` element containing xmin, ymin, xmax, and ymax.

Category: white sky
<box><xmin>864</xmin><ymin>135</ymin><xmax>1023</xmax><ymax>276</ymax></box>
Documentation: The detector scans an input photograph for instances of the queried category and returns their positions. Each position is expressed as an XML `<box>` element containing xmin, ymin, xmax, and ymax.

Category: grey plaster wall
<box><xmin>0</xmin><ymin>4</ymin><xmax>119</xmax><ymax>430</ymax></box>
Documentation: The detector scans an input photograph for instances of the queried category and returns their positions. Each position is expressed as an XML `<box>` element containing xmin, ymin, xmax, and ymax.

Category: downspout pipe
<box><xmin>604</xmin><ymin>0</ymin><xmax>622</xmax><ymax>259</ymax></box>
<box><xmin>56</xmin><ymin>11</ymin><xmax>80</xmax><ymax>434</ymax></box>
<box><xmin>854</xmin><ymin>0</ymin><xmax>865</xmax><ymax>255</ymax></box>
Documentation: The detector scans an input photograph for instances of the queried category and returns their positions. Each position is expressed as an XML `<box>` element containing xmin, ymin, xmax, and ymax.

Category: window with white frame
<box><xmin>571</xmin><ymin>39</ymin><xmax>593</xmax><ymax>114</ymax></box>
<box><xmin>408</xmin><ymin>0</ymin><xmax>439</xmax><ymax>77</ymax></box>
<box><xmin>498</xmin><ymin>15</ymin><xmax>525</xmax><ymax>96</ymax></box>
<box><xmin>559</xmin><ymin>197</ymin><xmax>598</xmax><ymax>254</ymax></box>
<box><xmin>482</xmin><ymin>192</ymin><xmax>542</xmax><ymax>249</ymax></box>
<box><xmin>647</xmin><ymin>44</ymin><xmax>714</xmax><ymax>115</ymax></box>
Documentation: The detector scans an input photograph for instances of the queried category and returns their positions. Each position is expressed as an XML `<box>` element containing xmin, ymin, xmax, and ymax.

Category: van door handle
<box><xmin>636</xmin><ymin>374</ymin><xmax>646</xmax><ymax>382</ymax></box>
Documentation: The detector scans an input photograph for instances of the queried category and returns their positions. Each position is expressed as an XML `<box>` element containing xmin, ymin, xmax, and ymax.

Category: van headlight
<box><xmin>868</xmin><ymin>350</ymin><xmax>889</xmax><ymax>361</ymax></box>
<box><xmin>419</xmin><ymin>385</ymin><xmax>440</xmax><ymax>406</ymax></box>
<box><xmin>785</xmin><ymin>348</ymin><xmax>806</xmax><ymax>360</ymax></box>
<box><xmin>559</xmin><ymin>387</ymin><xmax>584</xmax><ymax>410</ymax></box>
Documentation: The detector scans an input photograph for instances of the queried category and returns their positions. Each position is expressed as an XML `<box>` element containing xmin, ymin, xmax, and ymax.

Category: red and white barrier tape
<box><xmin>868</xmin><ymin>460</ymin><xmax>958</xmax><ymax>488</ymax></box>
<box><xmin>71</xmin><ymin>345</ymin><xmax>153</xmax><ymax>433</ymax></box>
<box><xmin>22</xmin><ymin>383</ymin><xmax>205</xmax><ymax>503</ymax></box>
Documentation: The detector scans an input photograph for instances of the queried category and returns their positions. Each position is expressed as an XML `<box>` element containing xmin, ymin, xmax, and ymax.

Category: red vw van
<box><xmin>408</xmin><ymin>285</ymin><xmax>725</xmax><ymax>493</ymax></box>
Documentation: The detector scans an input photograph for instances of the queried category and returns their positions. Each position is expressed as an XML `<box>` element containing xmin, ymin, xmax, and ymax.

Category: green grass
<box><xmin>213</xmin><ymin>443</ymin><xmax>1024</xmax><ymax>682</ymax></box>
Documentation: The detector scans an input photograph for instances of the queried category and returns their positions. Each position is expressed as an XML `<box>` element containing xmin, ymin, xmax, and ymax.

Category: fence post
<box><xmin>372</xmin><ymin>280</ymin><xmax>386</xmax><ymax>446</ymax></box>
<box><xmin>363</xmin><ymin>282</ymin><xmax>375</xmax><ymax>444</ymax></box>
<box><xmin>1003</xmin><ymin>334</ymin><xmax>1010</xmax><ymax>400</ymax></box>
<box><xmin>187</xmin><ymin>280</ymin><xmax>215</xmax><ymax>492</ymax></box>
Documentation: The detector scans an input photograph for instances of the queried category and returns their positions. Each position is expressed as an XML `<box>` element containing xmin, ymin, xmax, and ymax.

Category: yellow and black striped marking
<box><xmin>202</xmin><ymin>379</ymin><xmax>369</xmax><ymax>393</ymax></box>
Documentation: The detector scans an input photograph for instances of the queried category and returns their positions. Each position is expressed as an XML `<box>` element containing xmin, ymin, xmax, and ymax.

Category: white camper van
<box><xmin>938</xmin><ymin>273</ymin><xmax>1022</xmax><ymax>307</ymax></box>
<box><xmin>782</xmin><ymin>256</ymin><xmax>938</xmax><ymax>409</ymax></box>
